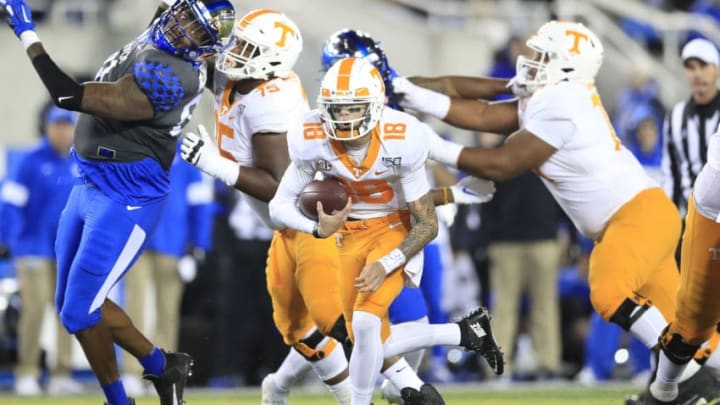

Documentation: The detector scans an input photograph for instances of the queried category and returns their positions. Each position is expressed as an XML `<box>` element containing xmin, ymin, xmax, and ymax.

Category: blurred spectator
<box><xmin>120</xmin><ymin>147</ymin><xmax>214</xmax><ymax>396</ymax></box>
<box><xmin>626</xmin><ymin>105</ymin><xmax>665</xmax><ymax>184</ymax></box>
<box><xmin>482</xmin><ymin>134</ymin><xmax>564</xmax><ymax>380</ymax></box>
<box><xmin>0</xmin><ymin>106</ymin><xmax>83</xmax><ymax>396</ymax></box>
<box><xmin>612</xmin><ymin>63</ymin><xmax>665</xmax><ymax>143</ymax></box>
<box><xmin>662</xmin><ymin>38</ymin><xmax>720</xmax><ymax>218</ymax></box>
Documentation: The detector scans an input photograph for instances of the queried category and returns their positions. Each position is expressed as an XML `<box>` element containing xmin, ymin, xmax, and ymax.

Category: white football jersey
<box><xmin>520</xmin><ymin>81</ymin><xmax>656</xmax><ymax>239</ymax></box>
<box><xmin>213</xmin><ymin>69</ymin><xmax>309</xmax><ymax>226</ymax></box>
<box><xmin>287</xmin><ymin>107</ymin><xmax>431</xmax><ymax>219</ymax></box>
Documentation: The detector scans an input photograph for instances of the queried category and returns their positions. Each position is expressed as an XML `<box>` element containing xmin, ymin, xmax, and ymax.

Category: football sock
<box><xmin>383</xmin><ymin>357</ymin><xmax>423</xmax><ymax>391</ymax></box>
<box><xmin>140</xmin><ymin>347</ymin><xmax>165</xmax><ymax>376</ymax></box>
<box><xmin>102</xmin><ymin>380</ymin><xmax>130</xmax><ymax>405</ymax></box>
<box><xmin>629</xmin><ymin>306</ymin><xmax>667</xmax><ymax>349</ymax></box>
<box><xmin>384</xmin><ymin>321</ymin><xmax>460</xmax><ymax>357</ymax></box>
<box><xmin>311</xmin><ymin>341</ymin><xmax>348</xmax><ymax>381</ymax></box>
<box><xmin>275</xmin><ymin>348</ymin><xmax>311</xmax><ymax>391</ymax></box>
<box><xmin>350</xmin><ymin>311</ymin><xmax>383</xmax><ymax>405</ymax></box>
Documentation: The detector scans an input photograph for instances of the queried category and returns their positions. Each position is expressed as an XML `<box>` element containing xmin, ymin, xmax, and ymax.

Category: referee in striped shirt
<box><xmin>662</xmin><ymin>38</ymin><xmax>720</xmax><ymax>217</ymax></box>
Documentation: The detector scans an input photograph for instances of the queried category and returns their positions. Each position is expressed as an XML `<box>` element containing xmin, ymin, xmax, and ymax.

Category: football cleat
<box><xmin>457</xmin><ymin>307</ymin><xmax>505</xmax><ymax>375</ymax></box>
<box><xmin>261</xmin><ymin>373</ymin><xmax>290</xmax><ymax>405</ymax></box>
<box><xmin>143</xmin><ymin>351</ymin><xmax>193</xmax><ymax>405</ymax></box>
<box><xmin>399</xmin><ymin>383</ymin><xmax>445</xmax><ymax>405</ymax></box>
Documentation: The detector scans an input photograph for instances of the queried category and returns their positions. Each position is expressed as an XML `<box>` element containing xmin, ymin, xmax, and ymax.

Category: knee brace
<box><xmin>660</xmin><ymin>326</ymin><xmax>701</xmax><ymax>365</ymax></box>
<box><xmin>609</xmin><ymin>297</ymin><xmax>651</xmax><ymax>331</ymax></box>
<box><xmin>293</xmin><ymin>329</ymin><xmax>338</xmax><ymax>362</ymax></box>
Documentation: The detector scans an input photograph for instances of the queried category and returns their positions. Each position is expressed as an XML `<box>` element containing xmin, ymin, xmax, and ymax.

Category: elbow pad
<box><xmin>31</xmin><ymin>53</ymin><xmax>84</xmax><ymax>111</ymax></box>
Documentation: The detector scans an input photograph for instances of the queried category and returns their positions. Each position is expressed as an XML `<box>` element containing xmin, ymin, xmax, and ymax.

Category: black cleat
<box><xmin>457</xmin><ymin>307</ymin><xmax>505</xmax><ymax>375</ymax></box>
<box><xmin>400</xmin><ymin>383</ymin><xmax>445</xmax><ymax>405</ymax></box>
<box><xmin>144</xmin><ymin>351</ymin><xmax>193</xmax><ymax>405</ymax></box>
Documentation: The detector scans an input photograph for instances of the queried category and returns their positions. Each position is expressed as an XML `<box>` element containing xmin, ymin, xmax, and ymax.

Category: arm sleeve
<box><xmin>426</xmin><ymin>124</ymin><xmax>464</xmax><ymax>168</ymax></box>
<box><xmin>186</xmin><ymin>171</ymin><xmax>215</xmax><ymax>251</ymax></box>
<box><xmin>268</xmin><ymin>161</ymin><xmax>317</xmax><ymax>233</ymax></box>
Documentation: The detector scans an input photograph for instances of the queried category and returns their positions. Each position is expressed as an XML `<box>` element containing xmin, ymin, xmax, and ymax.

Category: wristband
<box><xmin>441</xmin><ymin>187</ymin><xmax>450</xmax><ymax>205</ymax></box>
<box><xmin>378</xmin><ymin>248</ymin><xmax>407</xmax><ymax>274</ymax></box>
<box><xmin>425</xmin><ymin>91</ymin><xmax>451</xmax><ymax>120</ymax></box>
<box><xmin>20</xmin><ymin>31</ymin><xmax>40</xmax><ymax>50</ymax></box>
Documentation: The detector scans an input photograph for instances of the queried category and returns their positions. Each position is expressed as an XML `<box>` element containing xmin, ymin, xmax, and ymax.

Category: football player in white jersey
<box><xmin>181</xmin><ymin>9</ymin><xmax>354</xmax><ymax>404</ymax></box>
<box><xmin>269</xmin><ymin>57</ymin><xmax>504</xmax><ymax>405</ymax></box>
<box><xmin>392</xmin><ymin>20</ymin><xmax>720</xmax><ymax>398</ymax></box>
<box><xmin>180</xmin><ymin>10</ymin><xmax>497</xmax><ymax>405</ymax></box>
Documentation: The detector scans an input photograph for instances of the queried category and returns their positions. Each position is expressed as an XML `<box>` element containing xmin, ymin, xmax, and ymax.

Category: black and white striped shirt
<box><xmin>662</xmin><ymin>94</ymin><xmax>720</xmax><ymax>215</ymax></box>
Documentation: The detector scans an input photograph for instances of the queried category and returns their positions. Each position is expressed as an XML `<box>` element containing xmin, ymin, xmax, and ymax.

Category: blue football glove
<box><xmin>0</xmin><ymin>0</ymin><xmax>35</xmax><ymax>37</ymax></box>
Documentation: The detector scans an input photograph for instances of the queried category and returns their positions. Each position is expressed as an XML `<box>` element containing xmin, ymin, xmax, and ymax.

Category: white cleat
<box><xmin>262</xmin><ymin>373</ymin><xmax>290</xmax><ymax>405</ymax></box>
<box><xmin>47</xmin><ymin>376</ymin><xmax>84</xmax><ymax>396</ymax></box>
<box><xmin>14</xmin><ymin>375</ymin><xmax>42</xmax><ymax>396</ymax></box>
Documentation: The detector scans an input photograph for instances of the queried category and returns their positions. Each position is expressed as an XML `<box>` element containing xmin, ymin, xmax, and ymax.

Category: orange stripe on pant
<box><xmin>265</xmin><ymin>228</ymin><xmax>343</xmax><ymax>345</ymax></box>
<box><xmin>589</xmin><ymin>188</ymin><xmax>681</xmax><ymax>322</ymax></box>
<box><xmin>337</xmin><ymin>211</ymin><xmax>411</xmax><ymax>343</ymax></box>
<box><xmin>669</xmin><ymin>195</ymin><xmax>720</xmax><ymax>345</ymax></box>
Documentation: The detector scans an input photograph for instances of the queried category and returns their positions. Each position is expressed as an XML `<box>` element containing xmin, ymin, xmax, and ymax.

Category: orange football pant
<box><xmin>589</xmin><ymin>188</ymin><xmax>681</xmax><ymax>322</ymax></box>
<box><xmin>265</xmin><ymin>228</ymin><xmax>343</xmax><ymax>345</ymax></box>
<box><xmin>669</xmin><ymin>196</ymin><xmax>720</xmax><ymax>346</ymax></box>
<box><xmin>337</xmin><ymin>211</ymin><xmax>411</xmax><ymax>343</ymax></box>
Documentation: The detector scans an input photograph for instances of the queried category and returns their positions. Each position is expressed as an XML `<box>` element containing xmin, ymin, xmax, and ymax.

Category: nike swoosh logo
<box><xmin>126</xmin><ymin>205</ymin><xmax>142</xmax><ymax>211</ymax></box>
<box><xmin>58</xmin><ymin>96</ymin><xmax>74</xmax><ymax>103</ymax></box>
<box><xmin>395</xmin><ymin>366</ymin><xmax>407</xmax><ymax>373</ymax></box>
<box><xmin>461</xmin><ymin>186</ymin><xmax>483</xmax><ymax>196</ymax></box>
<box><xmin>374</xmin><ymin>169</ymin><xmax>390</xmax><ymax>175</ymax></box>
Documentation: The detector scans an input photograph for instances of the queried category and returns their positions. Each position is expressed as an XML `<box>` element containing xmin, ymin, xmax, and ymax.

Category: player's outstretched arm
<box><xmin>393</xmin><ymin>77</ymin><xmax>520</xmax><ymax>134</ymax></box>
<box><xmin>408</xmin><ymin>76</ymin><xmax>511</xmax><ymax>99</ymax></box>
<box><xmin>457</xmin><ymin>129</ymin><xmax>557</xmax><ymax>181</ymax></box>
<box><xmin>2</xmin><ymin>0</ymin><xmax>155</xmax><ymax>120</ymax></box>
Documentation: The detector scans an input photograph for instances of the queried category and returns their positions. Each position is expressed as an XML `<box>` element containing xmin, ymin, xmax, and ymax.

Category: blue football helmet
<box><xmin>321</xmin><ymin>29</ymin><xmax>402</xmax><ymax>108</ymax></box>
<box><xmin>152</xmin><ymin>0</ymin><xmax>235</xmax><ymax>60</ymax></box>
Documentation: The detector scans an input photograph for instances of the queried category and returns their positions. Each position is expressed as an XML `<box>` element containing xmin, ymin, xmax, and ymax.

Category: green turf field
<box><xmin>0</xmin><ymin>385</ymin><xmax>641</xmax><ymax>405</ymax></box>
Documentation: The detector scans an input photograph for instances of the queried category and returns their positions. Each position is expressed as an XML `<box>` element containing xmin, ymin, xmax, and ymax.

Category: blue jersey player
<box><xmin>0</xmin><ymin>1</ymin><xmax>235</xmax><ymax>404</ymax></box>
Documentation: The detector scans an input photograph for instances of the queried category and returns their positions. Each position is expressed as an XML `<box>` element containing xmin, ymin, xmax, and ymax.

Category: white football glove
<box><xmin>181</xmin><ymin>124</ymin><xmax>238</xmax><ymax>186</ymax></box>
<box><xmin>449</xmin><ymin>176</ymin><xmax>496</xmax><ymax>204</ymax></box>
<box><xmin>391</xmin><ymin>76</ymin><xmax>451</xmax><ymax>119</ymax></box>
<box><xmin>507</xmin><ymin>76</ymin><xmax>532</xmax><ymax>98</ymax></box>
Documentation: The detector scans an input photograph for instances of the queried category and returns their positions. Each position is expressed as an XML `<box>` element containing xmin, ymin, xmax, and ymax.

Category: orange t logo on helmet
<box><xmin>566</xmin><ymin>29</ymin><xmax>589</xmax><ymax>54</ymax></box>
<box><xmin>275</xmin><ymin>21</ymin><xmax>296</xmax><ymax>47</ymax></box>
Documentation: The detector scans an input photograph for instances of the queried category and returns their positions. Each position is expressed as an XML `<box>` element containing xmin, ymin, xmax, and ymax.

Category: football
<box><xmin>298</xmin><ymin>178</ymin><xmax>349</xmax><ymax>221</ymax></box>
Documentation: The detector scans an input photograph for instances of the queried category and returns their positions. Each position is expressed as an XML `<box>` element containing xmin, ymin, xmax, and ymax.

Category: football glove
<box><xmin>449</xmin><ymin>176</ymin><xmax>495</xmax><ymax>204</ymax></box>
<box><xmin>181</xmin><ymin>124</ymin><xmax>239</xmax><ymax>186</ymax></box>
<box><xmin>391</xmin><ymin>76</ymin><xmax>450</xmax><ymax>119</ymax></box>
<box><xmin>0</xmin><ymin>0</ymin><xmax>35</xmax><ymax>37</ymax></box>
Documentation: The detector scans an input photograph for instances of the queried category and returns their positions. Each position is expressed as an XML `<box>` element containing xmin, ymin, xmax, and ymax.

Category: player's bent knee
<box><xmin>293</xmin><ymin>329</ymin><xmax>339</xmax><ymax>362</ymax></box>
<box><xmin>588</xmin><ymin>285</ymin><xmax>626</xmax><ymax>322</ymax></box>
<box><xmin>60</xmin><ymin>306</ymin><xmax>101</xmax><ymax>334</ymax></box>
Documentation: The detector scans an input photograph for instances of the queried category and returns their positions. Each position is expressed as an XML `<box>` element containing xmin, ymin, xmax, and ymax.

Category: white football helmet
<box><xmin>513</xmin><ymin>21</ymin><xmax>604</xmax><ymax>93</ymax></box>
<box><xmin>317</xmin><ymin>57</ymin><xmax>385</xmax><ymax>141</ymax></box>
<box><xmin>217</xmin><ymin>9</ymin><xmax>302</xmax><ymax>80</ymax></box>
